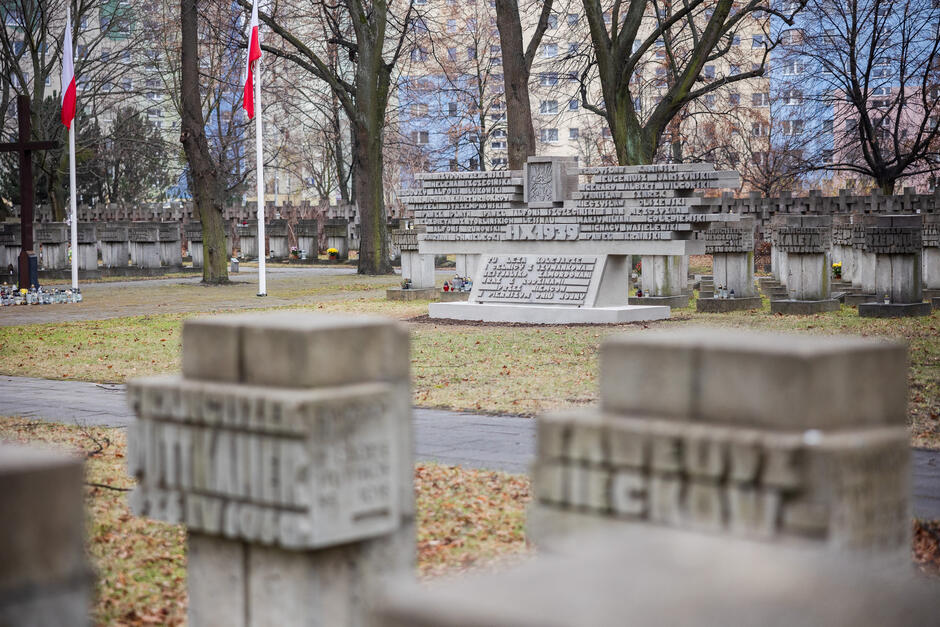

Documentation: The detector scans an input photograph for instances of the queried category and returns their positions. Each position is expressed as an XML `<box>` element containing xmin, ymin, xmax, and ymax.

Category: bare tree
<box><xmin>793</xmin><ymin>0</ymin><xmax>940</xmax><ymax>193</ymax></box>
<box><xmin>246</xmin><ymin>0</ymin><xmax>416</xmax><ymax>274</ymax></box>
<box><xmin>494</xmin><ymin>0</ymin><xmax>557</xmax><ymax>168</ymax></box>
<box><xmin>578</xmin><ymin>0</ymin><xmax>793</xmax><ymax>165</ymax></box>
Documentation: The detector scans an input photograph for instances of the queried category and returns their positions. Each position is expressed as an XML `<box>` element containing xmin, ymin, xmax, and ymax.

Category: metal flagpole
<box><xmin>255</xmin><ymin>56</ymin><xmax>266</xmax><ymax>297</ymax></box>
<box><xmin>69</xmin><ymin>121</ymin><xmax>78</xmax><ymax>289</ymax></box>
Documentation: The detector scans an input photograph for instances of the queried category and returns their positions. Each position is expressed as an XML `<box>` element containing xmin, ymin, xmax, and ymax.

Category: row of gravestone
<box><xmin>2</xmin><ymin>312</ymin><xmax>935</xmax><ymax>626</ymax></box>
<box><xmin>0</xmin><ymin>218</ymin><xmax>354</xmax><ymax>273</ymax></box>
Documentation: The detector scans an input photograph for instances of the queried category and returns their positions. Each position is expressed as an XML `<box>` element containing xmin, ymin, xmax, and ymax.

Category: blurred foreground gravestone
<box><xmin>0</xmin><ymin>444</ymin><xmax>91</xmax><ymax>627</ymax></box>
<box><xmin>529</xmin><ymin>328</ymin><xmax>911</xmax><ymax>555</ymax></box>
<box><xmin>127</xmin><ymin>312</ymin><xmax>415</xmax><ymax>627</ymax></box>
<box><xmin>371</xmin><ymin>328</ymin><xmax>930</xmax><ymax>627</ymax></box>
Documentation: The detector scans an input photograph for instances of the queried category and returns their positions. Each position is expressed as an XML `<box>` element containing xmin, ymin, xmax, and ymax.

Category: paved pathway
<box><xmin>1</xmin><ymin>375</ymin><xmax>937</xmax><ymax>519</ymax></box>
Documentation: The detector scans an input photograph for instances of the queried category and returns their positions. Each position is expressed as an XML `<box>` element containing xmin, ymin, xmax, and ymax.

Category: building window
<box><xmin>781</xmin><ymin>29</ymin><xmax>801</xmax><ymax>45</ymax></box>
<box><xmin>846</xmin><ymin>118</ymin><xmax>858</xmax><ymax>132</ymax></box>
<box><xmin>704</xmin><ymin>65</ymin><xmax>715</xmax><ymax>79</ymax></box>
<box><xmin>467</xmin><ymin>47</ymin><xmax>476</xmax><ymax>60</ymax></box>
<box><xmin>411</xmin><ymin>103</ymin><xmax>428</xmax><ymax>116</ymax></box>
<box><xmin>732</xmin><ymin>35</ymin><xmax>741</xmax><ymax>46</ymax></box>
<box><xmin>602</xmin><ymin>127</ymin><xmax>611</xmax><ymax>138</ymax></box>
<box><xmin>823</xmin><ymin>119</ymin><xmax>833</xmax><ymax>133</ymax></box>
<box><xmin>782</xmin><ymin>60</ymin><xmax>803</xmax><ymax>75</ymax></box>
<box><xmin>411</xmin><ymin>48</ymin><xmax>428</xmax><ymax>61</ymax></box>
<box><xmin>705</xmin><ymin>94</ymin><xmax>716</xmax><ymax>107</ymax></box>
<box><xmin>752</xmin><ymin>35</ymin><xmax>764</xmax><ymax>47</ymax></box>
<box><xmin>729</xmin><ymin>92</ymin><xmax>740</xmax><ymax>106</ymax></box>
<box><xmin>447</xmin><ymin>47</ymin><xmax>457</xmax><ymax>62</ymax></box>
<box><xmin>448</xmin><ymin>102</ymin><xmax>458</xmax><ymax>116</ymax></box>
<box><xmin>752</xmin><ymin>92</ymin><xmax>770</xmax><ymax>107</ymax></box>
<box><xmin>729</xmin><ymin>64</ymin><xmax>740</xmax><ymax>75</ymax></box>
<box><xmin>548</xmin><ymin>14</ymin><xmax>558</xmax><ymax>29</ymax></box>
<box><xmin>568</xmin><ymin>42</ymin><xmax>579</xmax><ymax>54</ymax></box>
<box><xmin>569</xmin><ymin>127</ymin><xmax>579</xmax><ymax>140</ymax></box>
<box><xmin>412</xmin><ymin>130</ymin><xmax>430</xmax><ymax>145</ymax></box>
<box><xmin>781</xmin><ymin>120</ymin><xmax>804</xmax><ymax>135</ymax></box>
<box><xmin>569</xmin><ymin>99</ymin><xmax>579</xmax><ymax>111</ymax></box>
<box><xmin>542</xmin><ymin>43</ymin><xmax>558</xmax><ymax>58</ymax></box>
<box><xmin>447</xmin><ymin>19</ymin><xmax>456</xmax><ymax>33</ymax></box>
<box><xmin>751</xmin><ymin>121</ymin><xmax>768</xmax><ymax>137</ymax></box>
<box><xmin>539</xmin><ymin>72</ymin><xmax>559</xmax><ymax>86</ymax></box>
<box><xmin>540</xmin><ymin>100</ymin><xmax>558</xmax><ymax>114</ymax></box>
<box><xmin>567</xmin><ymin>13</ymin><xmax>578</xmax><ymax>26</ymax></box>
<box><xmin>540</xmin><ymin>128</ymin><xmax>559</xmax><ymax>142</ymax></box>
<box><xmin>821</xmin><ymin>149</ymin><xmax>833</xmax><ymax>164</ymax></box>
<box><xmin>784</xmin><ymin>89</ymin><xmax>802</xmax><ymax>105</ymax></box>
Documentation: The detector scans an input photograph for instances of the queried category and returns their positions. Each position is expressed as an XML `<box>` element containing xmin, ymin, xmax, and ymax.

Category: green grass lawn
<box><xmin>1</xmin><ymin>288</ymin><xmax>937</xmax><ymax>446</ymax></box>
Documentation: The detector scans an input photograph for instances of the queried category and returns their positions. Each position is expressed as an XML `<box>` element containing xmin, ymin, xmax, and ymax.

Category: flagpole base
<box><xmin>257</xmin><ymin>293</ymin><xmax>267</xmax><ymax>297</ymax></box>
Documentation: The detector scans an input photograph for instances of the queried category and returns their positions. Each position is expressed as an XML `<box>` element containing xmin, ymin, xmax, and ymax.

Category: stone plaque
<box><xmin>34</xmin><ymin>223</ymin><xmax>68</xmax><ymax>243</ymax></box>
<box><xmin>128</xmin><ymin>377</ymin><xmax>402</xmax><ymax>550</ymax></box>
<box><xmin>159</xmin><ymin>223</ymin><xmax>181</xmax><ymax>242</ymax></box>
<box><xmin>863</xmin><ymin>227</ymin><xmax>922</xmax><ymax>254</ymax></box>
<box><xmin>390</xmin><ymin>229</ymin><xmax>420</xmax><ymax>252</ymax></box>
<box><xmin>267</xmin><ymin>219</ymin><xmax>288</xmax><ymax>237</ymax></box>
<box><xmin>924</xmin><ymin>220</ymin><xmax>939</xmax><ymax>248</ymax></box>
<box><xmin>324</xmin><ymin>219</ymin><xmax>349</xmax><ymax>238</ymax></box>
<box><xmin>296</xmin><ymin>219</ymin><xmax>318</xmax><ymax>237</ymax></box>
<box><xmin>776</xmin><ymin>227</ymin><xmax>830</xmax><ymax>253</ymax></box>
<box><xmin>476</xmin><ymin>255</ymin><xmax>597</xmax><ymax>305</ymax></box>
<box><xmin>185</xmin><ymin>222</ymin><xmax>203</xmax><ymax>242</ymax></box>
<box><xmin>98</xmin><ymin>225</ymin><xmax>129</xmax><ymax>241</ymax></box>
<box><xmin>129</xmin><ymin>224</ymin><xmax>160</xmax><ymax>243</ymax></box>
<box><xmin>77</xmin><ymin>223</ymin><xmax>96</xmax><ymax>244</ymax></box>
<box><xmin>704</xmin><ymin>225</ymin><xmax>754</xmax><ymax>254</ymax></box>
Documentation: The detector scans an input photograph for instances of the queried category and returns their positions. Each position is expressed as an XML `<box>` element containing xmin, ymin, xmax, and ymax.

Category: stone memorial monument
<box><xmin>830</xmin><ymin>215</ymin><xmax>858</xmax><ymax>294</ymax></box>
<box><xmin>325</xmin><ymin>219</ymin><xmax>349</xmax><ymax>258</ymax></box>
<box><xmin>35</xmin><ymin>222</ymin><xmax>69</xmax><ymax>270</ymax></box>
<box><xmin>697</xmin><ymin>219</ymin><xmax>761</xmax><ymax>312</ymax></box>
<box><xmin>0</xmin><ymin>223</ymin><xmax>22</xmax><ymax>271</ymax></box>
<box><xmin>399</xmin><ymin>157</ymin><xmax>741</xmax><ymax>323</ymax></box>
<box><xmin>387</xmin><ymin>227</ymin><xmax>437</xmax><ymax>301</ymax></box>
<box><xmin>923</xmin><ymin>214</ymin><xmax>939</xmax><ymax>299</ymax></box>
<box><xmin>858</xmin><ymin>215</ymin><xmax>931</xmax><ymax>317</ymax></box>
<box><xmin>528</xmin><ymin>328</ymin><xmax>911</xmax><ymax>556</ymax></box>
<box><xmin>99</xmin><ymin>224</ymin><xmax>129</xmax><ymax>269</ymax></box>
<box><xmin>127</xmin><ymin>312</ymin><xmax>415</xmax><ymax>627</ymax></box>
<box><xmin>267</xmin><ymin>219</ymin><xmax>289</xmax><ymax>260</ymax></box>
<box><xmin>236</xmin><ymin>222</ymin><xmax>258</xmax><ymax>259</ymax></box>
<box><xmin>76</xmin><ymin>223</ymin><xmax>97</xmax><ymax>272</ymax></box>
<box><xmin>129</xmin><ymin>222</ymin><xmax>161</xmax><ymax>269</ymax></box>
<box><xmin>296</xmin><ymin>219</ymin><xmax>318</xmax><ymax>258</ymax></box>
<box><xmin>846</xmin><ymin>216</ymin><xmax>879</xmax><ymax>305</ymax></box>
<box><xmin>630</xmin><ymin>255</ymin><xmax>689</xmax><ymax>307</ymax></box>
<box><xmin>158</xmin><ymin>222</ymin><xmax>183</xmax><ymax>269</ymax></box>
<box><xmin>770</xmin><ymin>216</ymin><xmax>840</xmax><ymax>314</ymax></box>
<box><xmin>184</xmin><ymin>222</ymin><xmax>204</xmax><ymax>268</ymax></box>
<box><xmin>0</xmin><ymin>443</ymin><xmax>92</xmax><ymax>627</ymax></box>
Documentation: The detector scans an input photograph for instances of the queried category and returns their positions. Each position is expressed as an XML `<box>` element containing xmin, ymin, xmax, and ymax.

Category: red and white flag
<box><xmin>243</xmin><ymin>0</ymin><xmax>262</xmax><ymax>119</ymax></box>
<box><xmin>61</xmin><ymin>7</ymin><xmax>76</xmax><ymax>128</ymax></box>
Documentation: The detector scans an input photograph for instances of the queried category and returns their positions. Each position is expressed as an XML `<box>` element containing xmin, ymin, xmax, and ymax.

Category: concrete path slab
<box><xmin>0</xmin><ymin>375</ymin><xmax>936</xmax><ymax>519</ymax></box>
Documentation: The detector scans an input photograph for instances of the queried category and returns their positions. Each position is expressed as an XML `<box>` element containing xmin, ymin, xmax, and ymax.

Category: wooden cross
<box><xmin>0</xmin><ymin>95</ymin><xmax>59</xmax><ymax>288</ymax></box>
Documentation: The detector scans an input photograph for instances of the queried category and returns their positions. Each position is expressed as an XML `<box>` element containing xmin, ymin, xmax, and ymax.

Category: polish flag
<box><xmin>61</xmin><ymin>7</ymin><xmax>76</xmax><ymax>128</ymax></box>
<box><xmin>243</xmin><ymin>0</ymin><xmax>262</xmax><ymax>119</ymax></box>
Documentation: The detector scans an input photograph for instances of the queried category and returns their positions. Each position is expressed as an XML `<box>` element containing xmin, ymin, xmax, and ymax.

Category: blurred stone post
<box><xmin>127</xmin><ymin>312</ymin><xmax>415</xmax><ymax>627</ymax></box>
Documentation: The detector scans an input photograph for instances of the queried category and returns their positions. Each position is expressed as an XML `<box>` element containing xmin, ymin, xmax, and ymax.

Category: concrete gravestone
<box><xmin>296</xmin><ymin>219</ymin><xmax>318</xmax><ymax>258</ymax></box>
<box><xmin>924</xmin><ymin>214</ymin><xmax>940</xmax><ymax>299</ymax></box>
<box><xmin>387</xmin><ymin>227</ymin><xmax>436</xmax><ymax>300</ymax></box>
<box><xmin>697</xmin><ymin>219</ymin><xmax>761</xmax><ymax>312</ymax></box>
<box><xmin>858</xmin><ymin>215</ymin><xmax>931</xmax><ymax>317</ymax></box>
<box><xmin>325</xmin><ymin>219</ymin><xmax>349</xmax><ymax>258</ymax></box>
<box><xmin>185</xmin><ymin>222</ymin><xmax>204</xmax><ymax>268</ymax></box>
<box><xmin>0</xmin><ymin>223</ymin><xmax>22</xmax><ymax>271</ymax></box>
<box><xmin>0</xmin><ymin>444</ymin><xmax>92</xmax><ymax>626</ymax></box>
<box><xmin>35</xmin><ymin>222</ymin><xmax>69</xmax><ymax>270</ymax></box>
<box><xmin>127</xmin><ymin>312</ymin><xmax>414</xmax><ymax>627</ymax></box>
<box><xmin>76</xmin><ymin>223</ymin><xmax>97</xmax><ymax>272</ymax></box>
<box><xmin>267</xmin><ymin>219</ymin><xmax>288</xmax><ymax>259</ymax></box>
<box><xmin>98</xmin><ymin>224</ymin><xmax>129</xmax><ymax>268</ymax></box>
<box><xmin>399</xmin><ymin>157</ymin><xmax>741</xmax><ymax>324</ymax></box>
<box><xmin>236</xmin><ymin>222</ymin><xmax>258</xmax><ymax>259</ymax></box>
<box><xmin>158</xmin><ymin>222</ymin><xmax>183</xmax><ymax>269</ymax></box>
<box><xmin>528</xmin><ymin>328</ymin><xmax>910</xmax><ymax>555</ymax></box>
<box><xmin>129</xmin><ymin>222</ymin><xmax>161</xmax><ymax>269</ymax></box>
<box><xmin>771</xmin><ymin>216</ymin><xmax>840</xmax><ymax>314</ymax></box>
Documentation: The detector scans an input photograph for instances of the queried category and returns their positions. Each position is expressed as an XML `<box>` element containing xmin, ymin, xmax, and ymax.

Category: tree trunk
<box><xmin>351</xmin><ymin>123</ymin><xmax>391</xmax><ymax>274</ymax></box>
<box><xmin>495</xmin><ymin>0</ymin><xmax>536</xmax><ymax>170</ymax></box>
<box><xmin>179</xmin><ymin>0</ymin><xmax>228</xmax><ymax>284</ymax></box>
<box><xmin>878</xmin><ymin>179</ymin><xmax>896</xmax><ymax>195</ymax></box>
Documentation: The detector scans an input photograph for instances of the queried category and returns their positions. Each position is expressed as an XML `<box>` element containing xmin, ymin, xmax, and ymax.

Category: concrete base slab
<box><xmin>386</xmin><ymin>287</ymin><xmax>438</xmax><ymax>301</ymax></box>
<box><xmin>696</xmin><ymin>296</ymin><xmax>763</xmax><ymax>313</ymax></box>
<box><xmin>699</xmin><ymin>291</ymin><xmax>714</xmax><ymax>299</ymax></box>
<box><xmin>924</xmin><ymin>288</ymin><xmax>940</xmax><ymax>300</ymax></box>
<box><xmin>428</xmin><ymin>302</ymin><xmax>671</xmax><ymax>324</ymax></box>
<box><xmin>858</xmin><ymin>301</ymin><xmax>933</xmax><ymax>318</ymax></box>
<box><xmin>770</xmin><ymin>298</ymin><xmax>842</xmax><ymax>315</ymax></box>
<box><xmin>933</xmin><ymin>297</ymin><xmax>940</xmax><ymax>311</ymax></box>
<box><xmin>439</xmin><ymin>291</ymin><xmax>470</xmax><ymax>302</ymax></box>
<box><xmin>628</xmin><ymin>294</ymin><xmax>689</xmax><ymax>308</ymax></box>
<box><xmin>845</xmin><ymin>293</ymin><xmax>878</xmax><ymax>306</ymax></box>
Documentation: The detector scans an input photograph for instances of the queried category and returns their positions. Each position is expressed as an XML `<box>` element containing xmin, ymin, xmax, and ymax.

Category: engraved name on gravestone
<box><xmin>390</xmin><ymin>229</ymin><xmax>420</xmax><ymax>253</ymax></box>
<box><xmin>863</xmin><ymin>227</ymin><xmax>922</xmax><ymax>254</ymax></box>
<box><xmin>476</xmin><ymin>256</ymin><xmax>597</xmax><ymax>305</ymax></box>
<box><xmin>775</xmin><ymin>226</ymin><xmax>830</xmax><ymax>253</ymax></box>
<box><xmin>704</xmin><ymin>225</ymin><xmax>754</xmax><ymax>254</ymax></box>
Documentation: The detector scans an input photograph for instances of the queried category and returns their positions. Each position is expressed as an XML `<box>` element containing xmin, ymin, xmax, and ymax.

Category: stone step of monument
<box><xmin>859</xmin><ymin>301</ymin><xmax>933</xmax><ymax>318</ymax></box>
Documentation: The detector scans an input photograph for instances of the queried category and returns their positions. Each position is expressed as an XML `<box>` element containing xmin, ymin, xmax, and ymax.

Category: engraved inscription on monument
<box><xmin>476</xmin><ymin>255</ymin><xmax>597</xmax><ymax>305</ymax></box>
